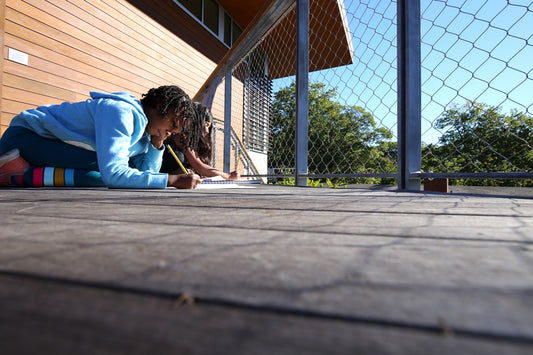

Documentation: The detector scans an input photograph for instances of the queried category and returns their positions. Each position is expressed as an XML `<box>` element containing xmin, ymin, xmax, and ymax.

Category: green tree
<box><xmin>269</xmin><ymin>82</ymin><xmax>395</xmax><ymax>185</ymax></box>
<box><xmin>422</xmin><ymin>102</ymin><xmax>533</xmax><ymax>187</ymax></box>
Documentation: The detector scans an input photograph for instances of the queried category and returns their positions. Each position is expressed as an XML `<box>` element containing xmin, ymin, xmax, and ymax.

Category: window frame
<box><xmin>173</xmin><ymin>0</ymin><xmax>243</xmax><ymax>48</ymax></box>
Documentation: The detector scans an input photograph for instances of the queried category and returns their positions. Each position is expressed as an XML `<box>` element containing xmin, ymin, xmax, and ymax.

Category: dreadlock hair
<box><xmin>193</xmin><ymin>102</ymin><xmax>214</xmax><ymax>165</ymax></box>
<box><xmin>140</xmin><ymin>85</ymin><xmax>201</xmax><ymax>152</ymax></box>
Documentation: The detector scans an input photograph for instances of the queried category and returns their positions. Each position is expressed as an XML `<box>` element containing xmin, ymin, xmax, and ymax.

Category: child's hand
<box><xmin>167</xmin><ymin>173</ymin><xmax>201</xmax><ymax>189</ymax></box>
<box><xmin>225</xmin><ymin>171</ymin><xmax>240</xmax><ymax>180</ymax></box>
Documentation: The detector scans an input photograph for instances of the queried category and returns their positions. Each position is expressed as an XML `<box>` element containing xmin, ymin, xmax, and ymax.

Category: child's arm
<box><xmin>94</xmin><ymin>103</ymin><xmax>167</xmax><ymax>188</ymax></box>
<box><xmin>183</xmin><ymin>148</ymin><xmax>240</xmax><ymax>180</ymax></box>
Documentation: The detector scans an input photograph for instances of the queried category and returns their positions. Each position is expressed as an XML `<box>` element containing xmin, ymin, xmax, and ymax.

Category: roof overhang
<box><xmin>221</xmin><ymin>0</ymin><xmax>354</xmax><ymax>79</ymax></box>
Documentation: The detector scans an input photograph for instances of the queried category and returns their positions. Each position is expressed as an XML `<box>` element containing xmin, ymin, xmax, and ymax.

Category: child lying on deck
<box><xmin>160</xmin><ymin>102</ymin><xmax>240</xmax><ymax>180</ymax></box>
<box><xmin>0</xmin><ymin>85</ymin><xmax>202</xmax><ymax>189</ymax></box>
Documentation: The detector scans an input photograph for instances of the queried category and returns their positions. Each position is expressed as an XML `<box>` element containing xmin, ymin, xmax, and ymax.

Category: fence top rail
<box><xmin>413</xmin><ymin>172</ymin><xmax>533</xmax><ymax>180</ymax></box>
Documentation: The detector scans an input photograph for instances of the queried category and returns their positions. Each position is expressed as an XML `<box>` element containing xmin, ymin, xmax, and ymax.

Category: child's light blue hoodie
<box><xmin>10</xmin><ymin>91</ymin><xmax>168</xmax><ymax>189</ymax></box>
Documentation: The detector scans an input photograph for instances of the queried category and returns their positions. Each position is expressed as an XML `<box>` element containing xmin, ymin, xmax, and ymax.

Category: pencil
<box><xmin>166</xmin><ymin>144</ymin><xmax>188</xmax><ymax>174</ymax></box>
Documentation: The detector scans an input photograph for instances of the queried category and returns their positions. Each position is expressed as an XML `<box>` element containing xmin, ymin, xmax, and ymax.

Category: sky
<box><xmin>272</xmin><ymin>0</ymin><xmax>533</xmax><ymax>144</ymax></box>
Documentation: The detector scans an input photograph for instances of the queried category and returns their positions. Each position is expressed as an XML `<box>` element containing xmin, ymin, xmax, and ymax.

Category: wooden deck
<box><xmin>1</xmin><ymin>185</ymin><xmax>532</xmax><ymax>354</ymax></box>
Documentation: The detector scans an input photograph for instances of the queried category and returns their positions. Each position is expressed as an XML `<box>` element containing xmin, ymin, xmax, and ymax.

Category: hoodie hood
<box><xmin>90</xmin><ymin>91</ymin><xmax>144</xmax><ymax>116</ymax></box>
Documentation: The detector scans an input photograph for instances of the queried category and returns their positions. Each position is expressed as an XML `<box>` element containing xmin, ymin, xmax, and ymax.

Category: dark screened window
<box><xmin>232</xmin><ymin>21</ymin><xmax>243</xmax><ymax>45</ymax></box>
<box><xmin>203</xmin><ymin>0</ymin><xmax>219</xmax><ymax>35</ymax></box>
<box><xmin>178</xmin><ymin>0</ymin><xmax>201</xmax><ymax>19</ymax></box>
<box><xmin>224</xmin><ymin>13</ymin><xmax>232</xmax><ymax>46</ymax></box>
<box><xmin>175</xmin><ymin>0</ymin><xmax>242</xmax><ymax>47</ymax></box>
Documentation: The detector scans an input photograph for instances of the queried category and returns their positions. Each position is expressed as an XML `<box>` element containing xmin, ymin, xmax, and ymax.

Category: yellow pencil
<box><xmin>166</xmin><ymin>144</ymin><xmax>188</xmax><ymax>174</ymax></box>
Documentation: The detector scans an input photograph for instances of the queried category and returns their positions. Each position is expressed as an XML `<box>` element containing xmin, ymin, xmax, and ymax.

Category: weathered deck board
<box><xmin>1</xmin><ymin>185</ymin><xmax>532</xmax><ymax>354</ymax></box>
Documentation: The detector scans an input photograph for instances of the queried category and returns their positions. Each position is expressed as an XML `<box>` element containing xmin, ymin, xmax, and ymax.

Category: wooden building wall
<box><xmin>0</xmin><ymin>0</ymin><xmax>244</xmax><ymax>172</ymax></box>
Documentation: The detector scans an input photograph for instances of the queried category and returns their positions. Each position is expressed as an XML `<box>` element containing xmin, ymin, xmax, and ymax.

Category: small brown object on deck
<box><xmin>424</xmin><ymin>178</ymin><xmax>449</xmax><ymax>193</ymax></box>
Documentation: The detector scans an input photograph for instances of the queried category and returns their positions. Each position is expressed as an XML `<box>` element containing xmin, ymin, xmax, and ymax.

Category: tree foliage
<box><xmin>422</xmin><ymin>102</ymin><xmax>533</xmax><ymax>186</ymax></box>
<box><xmin>269</xmin><ymin>82</ymin><xmax>532</xmax><ymax>187</ymax></box>
<box><xmin>269</xmin><ymin>82</ymin><xmax>395</xmax><ymax>185</ymax></box>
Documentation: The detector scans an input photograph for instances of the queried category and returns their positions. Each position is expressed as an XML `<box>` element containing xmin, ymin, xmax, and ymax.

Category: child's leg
<box><xmin>5</xmin><ymin>167</ymin><xmax>105</xmax><ymax>187</ymax></box>
<box><xmin>1</xmin><ymin>151</ymin><xmax>105</xmax><ymax>187</ymax></box>
<box><xmin>1</xmin><ymin>127</ymin><xmax>105</xmax><ymax>187</ymax></box>
<box><xmin>19</xmin><ymin>167</ymin><xmax>105</xmax><ymax>187</ymax></box>
<box><xmin>0</xmin><ymin>126</ymin><xmax>99</xmax><ymax>170</ymax></box>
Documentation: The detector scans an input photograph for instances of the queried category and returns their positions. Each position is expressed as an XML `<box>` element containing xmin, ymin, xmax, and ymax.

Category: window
<box><xmin>231</xmin><ymin>20</ymin><xmax>243</xmax><ymax>46</ymax></box>
<box><xmin>223</xmin><ymin>12</ymin><xmax>243</xmax><ymax>47</ymax></box>
<box><xmin>203</xmin><ymin>0</ymin><xmax>219</xmax><ymax>35</ymax></box>
<box><xmin>174</xmin><ymin>0</ymin><xmax>242</xmax><ymax>47</ymax></box>
<box><xmin>178</xmin><ymin>0</ymin><xmax>201</xmax><ymax>19</ymax></box>
<box><xmin>243</xmin><ymin>49</ymin><xmax>272</xmax><ymax>153</ymax></box>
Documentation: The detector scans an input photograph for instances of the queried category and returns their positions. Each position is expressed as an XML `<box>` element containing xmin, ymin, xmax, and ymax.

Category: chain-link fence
<box><xmin>420</xmin><ymin>0</ymin><xmax>532</xmax><ymax>186</ymax></box>
<box><xmin>215</xmin><ymin>0</ymin><xmax>533</xmax><ymax>188</ymax></box>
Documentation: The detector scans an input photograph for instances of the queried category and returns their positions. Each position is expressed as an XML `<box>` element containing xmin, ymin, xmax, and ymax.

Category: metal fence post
<box><xmin>397</xmin><ymin>0</ymin><xmax>421</xmax><ymax>191</ymax></box>
<box><xmin>224</xmin><ymin>68</ymin><xmax>232</xmax><ymax>173</ymax></box>
<box><xmin>295</xmin><ymin>0</ymin><xmax>309</xmax><ymax>187</ymax></box>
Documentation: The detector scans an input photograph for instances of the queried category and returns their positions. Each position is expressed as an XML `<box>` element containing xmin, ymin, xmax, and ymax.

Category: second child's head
<box><xmin>141</xmin><ymin>85</ymin><xmax>201</xmax><ymax>151</ymax></box>
<box><xmin>193</xmin><ymin>102</ymin><xmax>214</xmax><ymax>165</ymax></box>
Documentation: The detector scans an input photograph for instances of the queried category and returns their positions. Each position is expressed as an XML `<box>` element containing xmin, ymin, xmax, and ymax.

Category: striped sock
<box><xmin>22</xmin><ymin>167</ymin><xmax>105</xmax><ymax>187</ymax></box>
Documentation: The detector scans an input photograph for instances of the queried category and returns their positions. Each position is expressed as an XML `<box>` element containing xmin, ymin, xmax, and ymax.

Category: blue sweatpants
<box><xmin>0</xmin><ymin>126</ymin><xmax>105</xmax><ymax>187</ymax></box>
